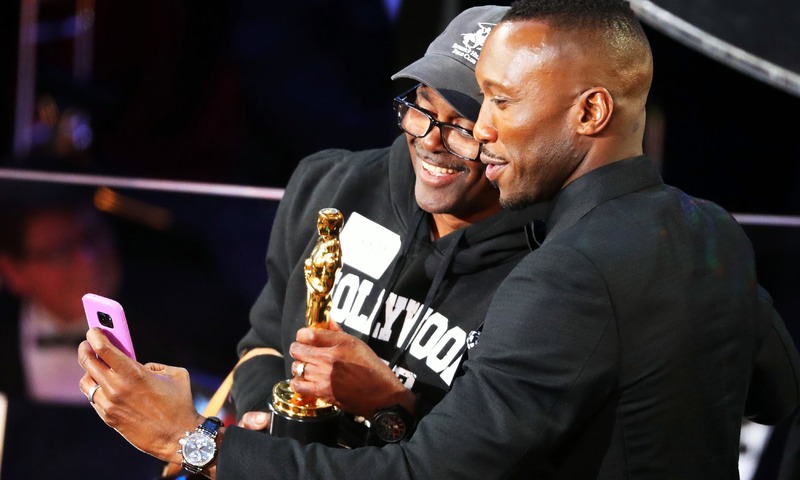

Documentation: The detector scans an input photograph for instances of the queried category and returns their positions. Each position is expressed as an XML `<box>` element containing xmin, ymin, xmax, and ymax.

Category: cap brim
<box><xmin>392</xmin><ymin>53</ymin><xmax>482</xmax><ymax>121</ymax></box>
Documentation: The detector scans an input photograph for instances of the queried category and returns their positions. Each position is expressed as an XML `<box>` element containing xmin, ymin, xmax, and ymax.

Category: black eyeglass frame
<box><xmin>392</xmin><ymin>85</ymin><xmax>482</xmax><ymax>162</ymax></box>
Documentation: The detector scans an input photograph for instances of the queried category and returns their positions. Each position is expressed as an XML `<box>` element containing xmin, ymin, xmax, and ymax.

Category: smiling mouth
<box><xmin>421</xmin><ymin>160</ymin><xmax>459</xmax><ymax>176</ymax></box>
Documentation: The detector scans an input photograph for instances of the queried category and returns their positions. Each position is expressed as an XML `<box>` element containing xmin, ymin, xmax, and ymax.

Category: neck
<box><xmin>429</xmin><ymin>207</ymin><xmax>500</xmax><ymax>240</ymax></box>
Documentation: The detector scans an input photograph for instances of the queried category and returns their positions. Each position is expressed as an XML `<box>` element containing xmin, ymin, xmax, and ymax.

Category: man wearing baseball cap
<box><xmin>229</xmin><ymin>4</ymin><xmax>544</xmax><ymax>447</ymax></box>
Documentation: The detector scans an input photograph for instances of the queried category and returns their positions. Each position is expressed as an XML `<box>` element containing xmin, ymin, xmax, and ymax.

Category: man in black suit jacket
<box><xmin>467</xmin><ymin>0</ymin><xmax>800</xmax><ymax>477</ymax></box>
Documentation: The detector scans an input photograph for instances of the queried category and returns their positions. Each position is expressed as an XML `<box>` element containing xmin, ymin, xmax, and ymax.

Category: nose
<box><xmin>420</xmin><ymin>124</ymin><xmax>446</xmax><ymax>153</ymax></box>
<box><xmin>473</xmin><ymin>107</ymin><xmax>496</xmax><ymax>145</ymax></box>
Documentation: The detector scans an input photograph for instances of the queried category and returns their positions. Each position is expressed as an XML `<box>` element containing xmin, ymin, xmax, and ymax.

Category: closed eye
<box><xmin>490</xmin><ymin>96</ymin><xmax>509</xmax><ymax>107</ymax></box>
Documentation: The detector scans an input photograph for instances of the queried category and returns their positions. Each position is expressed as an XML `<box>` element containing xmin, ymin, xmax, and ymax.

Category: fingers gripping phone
<box><xmin>82</xmin><ymin>293</ymin><xmax>137</xmax><ymax>360</ymax></box>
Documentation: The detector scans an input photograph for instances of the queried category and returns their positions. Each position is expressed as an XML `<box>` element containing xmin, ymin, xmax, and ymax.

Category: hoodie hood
<box><xmin>432</xmin><ymin>203</ymin><xmax>548</xmax><ymax>276</ymax></box>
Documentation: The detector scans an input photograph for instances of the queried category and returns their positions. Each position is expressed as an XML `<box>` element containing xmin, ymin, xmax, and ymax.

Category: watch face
<box><xmin>374</xmin><ymin>412</ymin><xmax>407</xmax><ymax>443</ymax></box>
<box><xmin>181</xmin><ymin>432</ymin><xmax>216</xmax><ymax>467</ymax></box>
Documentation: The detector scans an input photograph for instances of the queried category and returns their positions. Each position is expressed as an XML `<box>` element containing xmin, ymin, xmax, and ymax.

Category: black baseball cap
<box><xmin>392</xmin><ymin>5</ymin><xmax>509</xmax><ymax>122</ymax></box>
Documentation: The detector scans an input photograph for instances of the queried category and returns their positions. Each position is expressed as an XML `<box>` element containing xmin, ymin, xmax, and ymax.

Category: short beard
<box><xmin>499</xmin><ymin>195</ymin><xmax>531</xmax><ymax>211</ymax></box>
<box><xmin>489</xmin><ymin>180</ymin><xmax>530</xmax><ymax>211</ymax></box>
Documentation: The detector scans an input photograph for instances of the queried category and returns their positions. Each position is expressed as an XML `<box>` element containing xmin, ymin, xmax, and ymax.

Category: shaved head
<box><xmin>473</xmin><ymin>0</ymin><xmax>654</xmax><ymax>208</ymax></box>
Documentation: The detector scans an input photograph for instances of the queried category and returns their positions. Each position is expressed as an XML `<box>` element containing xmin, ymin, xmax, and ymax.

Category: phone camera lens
<box><xmin>97</xmin><ymin>311</ymin><xmax>114</xmax><ymax>328</ymax></box>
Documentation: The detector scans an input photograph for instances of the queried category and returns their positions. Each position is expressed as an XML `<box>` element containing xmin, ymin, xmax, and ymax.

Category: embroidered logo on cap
<box><xmin>453</xmin><ymin>22</ymin><xmax>496</xmax><ymax>66</ymax></box>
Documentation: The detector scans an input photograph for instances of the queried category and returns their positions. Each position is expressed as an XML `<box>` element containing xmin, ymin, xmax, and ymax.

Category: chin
<box><xmin>415</xmin><ymin>184</ymin><xmax>453</xmax><ymax>212</ymax></box>
<box><xmin>417</xmin><ymin>197</ymin><xmax>457</xmax><ymax>215</ymax></box>
<box><xmin>499</xmin><ymin>192</ymin><xmax>533</xmax><ymax>211</ymax></box>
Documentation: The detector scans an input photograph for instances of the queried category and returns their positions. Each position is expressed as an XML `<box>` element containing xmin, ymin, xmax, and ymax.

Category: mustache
<box><xmin>480</xmin><ymin>148</ymin><xmax>506</xmax><ymax>163</ymax></box>
<box><xmin>412</xmin><ymin>141</ymin><xmax>469</xmax><ymax>172</ymax></box>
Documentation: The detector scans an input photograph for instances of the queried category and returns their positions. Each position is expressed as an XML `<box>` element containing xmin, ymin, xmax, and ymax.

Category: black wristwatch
<box><xmin>178</xmin><ymin>416</ymin><xmax>223</xmax><ymax>474</ymax></box>
<box><xmin>368</xmin><ymin>404</ymin><xmax>415</xmax><ymax>445</ymax></box>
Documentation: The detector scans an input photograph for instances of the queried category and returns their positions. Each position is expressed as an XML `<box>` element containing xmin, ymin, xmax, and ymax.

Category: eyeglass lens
<box><xmin>395</xmin><ymin>102</ymin><xmax>481</xmax><ymax>161</ymax></box>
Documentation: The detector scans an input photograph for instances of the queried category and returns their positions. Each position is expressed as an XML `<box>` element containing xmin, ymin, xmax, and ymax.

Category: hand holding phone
<box><xmin>82</xmin><ymin>293</ymin><xmax>137</xmax><ymax>360</ymax></box>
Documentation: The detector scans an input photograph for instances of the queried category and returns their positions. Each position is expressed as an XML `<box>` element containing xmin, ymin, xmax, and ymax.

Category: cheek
<box><xmin>465</xmin><ymin>162</ymin><xmax>490</xmax><ymax>183</ymax></box>
<box><xmin>499</xmin><ymin>110</ymin><xmax>539</xmax><ymax>145</ymax></box>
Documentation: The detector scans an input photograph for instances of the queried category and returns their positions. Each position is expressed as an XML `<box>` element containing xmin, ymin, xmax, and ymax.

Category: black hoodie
<box><xmin>231</xmin><ymin>134</ymin><xmax>546</xmax><ymax>436</ymax></box>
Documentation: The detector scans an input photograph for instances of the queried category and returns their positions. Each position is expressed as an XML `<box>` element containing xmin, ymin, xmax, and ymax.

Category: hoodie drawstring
<box><xmin>388</xmin><ymin>228</ymin><xmax>464</xmax><ymax>369</ymax></box>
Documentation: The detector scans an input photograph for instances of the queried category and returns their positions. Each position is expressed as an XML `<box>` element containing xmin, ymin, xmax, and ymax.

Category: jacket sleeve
<box><xmin>744</xmin><ymin>285</ymin><xmax>800</xmax><ymax>424</ymax></box>
<box><xmin>217</xmin><ymin>245</ymin><xmax>618</xmax><ymax>479</ymax></box>
<box><xmin>230</xmin><ymin>152</ymin><xmax>341</xmax><ymax>417</ymax></box>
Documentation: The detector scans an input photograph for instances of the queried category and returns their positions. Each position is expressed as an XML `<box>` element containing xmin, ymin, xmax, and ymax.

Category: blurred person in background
<box><xmin>0</xmin><ymin>180</ymin><xmax>122</xmax><ymax>405</ymax></box>
<box><xmin>0</xmin><ymin>156</ymin><xmax>251</xmax><ymax>479</ymax></box>
<box><xmin>0</xmin><ymin>176</ymin><xmax>164</xmax><ymax>479</ymax></box>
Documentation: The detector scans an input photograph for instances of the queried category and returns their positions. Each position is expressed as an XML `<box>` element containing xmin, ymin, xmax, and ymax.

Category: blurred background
<box><xmin>0</xmin><ymin>0</ymin><xmax>798</xmax><ymax>479</ymax></box>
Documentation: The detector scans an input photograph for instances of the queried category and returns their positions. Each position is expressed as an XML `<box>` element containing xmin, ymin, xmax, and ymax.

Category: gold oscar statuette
<box><xmin>269</xmin><ymin>208</ymin><xmax>344</xmax><ymax>446</ymax></box>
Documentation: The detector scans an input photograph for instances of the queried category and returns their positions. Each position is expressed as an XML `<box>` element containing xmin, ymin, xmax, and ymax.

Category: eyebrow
<box><xmin>416</xmin><ymin>85</ymin><xmax>433</xmax><ymax>103</ymax></box>
<box><xmin>477</xmin><ymin>73</ymin><xmax>500</xmax><ymax>90</ymax></box>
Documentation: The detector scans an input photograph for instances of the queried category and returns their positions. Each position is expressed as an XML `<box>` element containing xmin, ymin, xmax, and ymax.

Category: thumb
<box><xmin>239</xmin><ymin>411</ymin><xmax>271</xmax><ymax>430</ymax></box>
<box><xmin>328</xmin><ymin>320</ymin><xmax>343</xmax><ymax>332</ymax></box>
<box><xmin>86</xmin><ymin>327</ymin><xmax>137</xmax><ymax>373</ymax></box>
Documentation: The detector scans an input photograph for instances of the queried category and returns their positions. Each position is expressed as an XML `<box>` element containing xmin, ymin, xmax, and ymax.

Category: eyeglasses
<box><xmin>392</xmin><ymin>85</ymin><xmax>481</xmax><ymax>162</ymax></box>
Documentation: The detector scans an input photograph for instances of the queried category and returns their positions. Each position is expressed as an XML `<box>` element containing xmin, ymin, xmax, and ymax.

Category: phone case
<box><xmin>82</xmin><ymin>293</ymin><xmax>137</xmax><ymax>360</ymax></box>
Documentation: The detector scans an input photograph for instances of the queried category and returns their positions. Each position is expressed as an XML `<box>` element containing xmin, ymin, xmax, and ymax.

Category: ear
<box><xmin>576</xmin><ymin>87</ymin><xmax>613</xmax><ymax>136</ymax></box>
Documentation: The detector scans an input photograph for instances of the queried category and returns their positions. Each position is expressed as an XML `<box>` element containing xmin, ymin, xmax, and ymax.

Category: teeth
<box><xmin>422</xmin><ymin>161</ymin><xmax>457</xmax><ymax>175</ymax></box>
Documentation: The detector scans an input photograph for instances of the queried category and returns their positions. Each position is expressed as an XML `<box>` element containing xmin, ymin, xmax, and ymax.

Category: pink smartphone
<box><xmin>82</xmin><ymin>293</ymin><xmax>137</xmax><ymax>360</ymax></box>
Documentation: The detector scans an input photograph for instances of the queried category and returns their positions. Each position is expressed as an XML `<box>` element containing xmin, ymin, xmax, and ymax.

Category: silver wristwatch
<box><xmin>178</xmin><ymin>416</ymin><xmax>223</xmax><ymax>474</ymax></box>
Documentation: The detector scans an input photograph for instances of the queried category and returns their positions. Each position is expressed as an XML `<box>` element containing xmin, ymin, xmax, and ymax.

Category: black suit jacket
<box><xmin>215</xmin><ymin>156</ymin><xmax>800</xmax><ymax>480</ymax></box>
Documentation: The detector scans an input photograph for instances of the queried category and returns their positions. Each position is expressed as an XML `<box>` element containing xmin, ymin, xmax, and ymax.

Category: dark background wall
<box><xmin>4</xmin><ymin>1</ymin><xmax>796</xmax><ymax>191</ymax></box>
